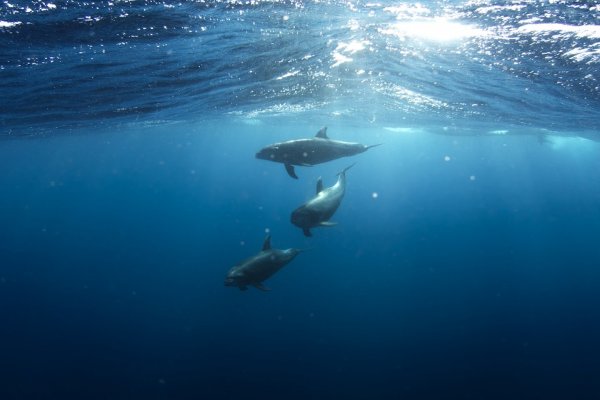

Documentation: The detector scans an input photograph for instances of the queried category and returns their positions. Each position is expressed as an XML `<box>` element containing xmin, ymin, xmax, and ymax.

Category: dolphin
<box><xmin>291</xmin><ymin>164</ymin><xmax>354</xmax><ymax>237</ymax></box>
<box><xmin>255</xmin><ymin>127</ymin><xmax>380</xmax><ymax>179</ymax></box>
<box><xmin>537</xmin><ymin>132</ymin><xmax>553</xmax><ymax>146</ymax></box>
<box><xmin>224</xmin><ymin>235</ymin><xmax>301</xmax><ymax>291</ymax></box>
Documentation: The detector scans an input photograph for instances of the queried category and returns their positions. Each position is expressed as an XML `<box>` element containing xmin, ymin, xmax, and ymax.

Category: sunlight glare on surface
<box><xmin>381</xmin><ymin>18</ymin><xmax>487</xmax><ymax>43</ymax></box>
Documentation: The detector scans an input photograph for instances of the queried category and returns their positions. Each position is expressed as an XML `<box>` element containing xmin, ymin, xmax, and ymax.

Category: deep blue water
<box><xmin>2</xmin><ymin>1</ymin><xmax>600</xmax><ymax>399</ymax></box>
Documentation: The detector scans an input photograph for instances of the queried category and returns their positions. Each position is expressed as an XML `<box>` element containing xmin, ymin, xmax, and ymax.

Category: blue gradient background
<box><xmin>2</xmin><ymin>0</ymin><xmax>600</xmax><ymax>398</ymax></box>
<box><xmin>2</xmin><ymin>123</ymin><xmax>600</xmax><ymax>399</ymax></box>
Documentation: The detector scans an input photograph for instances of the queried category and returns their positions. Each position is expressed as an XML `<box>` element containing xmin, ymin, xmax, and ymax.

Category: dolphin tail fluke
<box><xmin>366</xmin><ymin>143</ymin><xmax>383</xmax><ymax>150</ymax></box>
<box><xmin>285</xmin><ymin>164</ymin><xmax>298</xmax><ymax>179</ymax></box>
<box><xmin>337</xmin><ymin>163</ymin><xmax>355</xmax><ymax>177</ymax></box>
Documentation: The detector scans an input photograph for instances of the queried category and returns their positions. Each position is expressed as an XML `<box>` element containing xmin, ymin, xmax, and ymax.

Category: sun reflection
<box><xmin>331</xmin><ymin>39</ymin><xmax>370</xmax><ymax>67</ymax></box>
<box><xmin>381</xmin><ymin>18</ymin><xmax>487</xmax><ymax>43</ymax></box>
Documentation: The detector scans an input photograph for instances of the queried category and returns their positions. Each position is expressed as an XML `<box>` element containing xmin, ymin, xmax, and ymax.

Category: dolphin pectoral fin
<box><xmin>239</xmin><ymin>286</ymin><xmax>248</xmax><ymax>291</ymax></box>
<box><xmin>285</xmin><ymin>164</ymin><xmax>298</xmax><ymax>179</ymax></box>
<box><xmin>319</xmin><ymin>221</ymin><xmax>338</xmax><ymax>227</ymax></box>
<box><xmin>303</xmin><ymin>228</ymin><xmax>312</xmax><ymax>237</ymax></box>
<box><xmin>253</xmin><ymin>283</ymin><xmax>271</xmax><ymax>292</ymax></box>
<box><xmin>315</xmin><ymin>127</ymin><xmax>328</xmax><ymax>139</ymax></box>
<box><xmin>316</xmin><ymin>177</ymin><xmax>323</xmax><ymax>194</ymax></box>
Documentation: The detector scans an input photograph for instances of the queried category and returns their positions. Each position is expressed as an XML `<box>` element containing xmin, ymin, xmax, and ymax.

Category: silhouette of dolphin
<box><xmin>290</xmin><ymin>164</ymin><xmax>354</xmax><ymax>237</ymax></box>
<box><xmin>224</xmin><ymin>235</ymin><xmax>302</xmax><ymax>292</ymax></box>
<box><xmin>256</xmin><ymin>127</ymin><xmax>380</xmax><ymax>179</ymax></box>
<box><xmin>537</xmin><ymin>132</ymin><xmax>552</xmax><ymax>146</ymax></box>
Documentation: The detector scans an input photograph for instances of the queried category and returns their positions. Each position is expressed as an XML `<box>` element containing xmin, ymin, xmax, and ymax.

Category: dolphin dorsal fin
<box><xmin>315</xmin><ymin>127</ymin><xmax>328</xmax><ymax>139</ymax></box>
<box><xmin>316</xmin><ymin>177</ymin><xmax>324</xmax><ymax>194</ymax></box>
<box><xmin>262</xmin><ymin>234</ymin><xmax>272</xmax><ymax>251</ymax></box>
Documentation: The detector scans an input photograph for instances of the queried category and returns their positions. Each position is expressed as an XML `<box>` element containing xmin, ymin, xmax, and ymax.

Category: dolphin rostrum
<box><xmin>290</xmin><ymin>164</ymin><xmax>354</xmax><ymax>237</ymax></box>
<box><xmin>255</xmin><ymin>127</ymin><xmax>380</xmax><ymax>179</ymax></box>
<box><xmin>224</xmin><ymin>235</ymin><xmax>302</xmax><ymax>291</ymax></box>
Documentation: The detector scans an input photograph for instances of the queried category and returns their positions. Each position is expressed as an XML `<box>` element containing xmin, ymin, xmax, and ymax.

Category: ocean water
<box><xmin>2</xmin><ymin>1</ymin><xmax>600</xmax><ymax>399</ymax></box>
